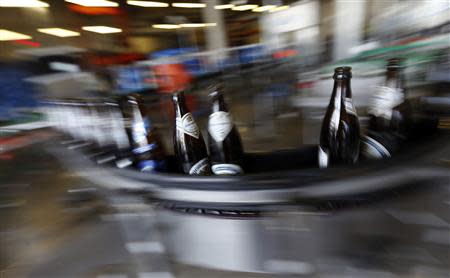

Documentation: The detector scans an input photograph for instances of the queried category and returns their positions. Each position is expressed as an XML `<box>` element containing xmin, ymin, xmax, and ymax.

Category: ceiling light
<box><xmin>38</xmin><ymin>28</ymin><xmax>80</xmax><ymax>37</ymax></box>
<box><xmin>65</xmin><ymin>0</ymin><xmax>118</xmax><ymax>7</ymax></box>
<box><xmin>127</xmin><ymin>1</ymin><xmax>168</xmax><ymax>7</ymax></box>
<box><xmin>179</xmin><ymin>23</ymin><xmax>216</xmax><ymax>28</ymax></box>
<box><xmin>252</xmin><ymin>5</ymin><xmax>275</xmax><ymax>12</ymax></box>
<box><xmin>214</xmin><ymin>4</ymin><xmax>233</xmax><ymax>9</ymax></box>
<box><xmin>0</xmin><ymin>0</ymin><xmax>49</xmax><ymax>7</ymax></box>
<box><xmin>152</xmin><ymin>24</ymin><xmax>180</xmax><ymax>29</ymax></box>
<box><xmin>172</xmin><ymin>2</ymin><xmax>206</xmax><ymax>8</ymax></box>
<box><xmin>232</xmin><ymin>4</ymin><xmax>257</xmax><ymax>11</ymax></box>
<box><xmin>0</xmin><ymin>29</ymin><xmax>32</xmax><ymax>41</ymax></box>
<box><xmin>269</xmin><ymin>5</ymin><xmax>289</xmax><ymax>13</ymax></box>
<box><xmin>82</xmin><ymin>26</ymin><xmax>122</xmax><ymax>34</ymax></box>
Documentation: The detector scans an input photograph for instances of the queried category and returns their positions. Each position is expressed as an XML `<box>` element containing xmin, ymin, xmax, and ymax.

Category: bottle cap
<box><xmin>343</xmin><ymin>66</ymin><xmax>352</xmax><ymax>78</ymax></box>
<box><xmin>172</xmin><ymin>90</ymin><xmax>185</xmax><ymax>102</ymax></box>
<box><xmin>208</xmin><ymin>83</ymin><xmax>223</xmax><ymax>99</ymax></box>
<box><xmin>387</xmin><ymin>58</ymin><xmax>401</xmax><ymax>69</ymax></box>
<box><xmin>333</xmin><ymin>66</ymin><xmax>352</xmax><ymax>79</ymax></box>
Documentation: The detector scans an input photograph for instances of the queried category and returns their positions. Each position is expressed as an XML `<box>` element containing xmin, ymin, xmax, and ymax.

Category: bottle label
<box><xmin>132</xmin><ymin>118</ymin><xmax>149</xmax><ymax>144</ymax></box>
<box><xmin>208</xmin><ymin>111</ymin><xmax>233</xmax><ymax>142</ymax></box>
<box><xmin>177</xmin><ymin>113</ymin><xmax>200</xmax><ymax>139</ymax></box>
<box><xmin>368</xmin><ymin>86</ymin><xmax>404</xmax><ymax>120</ymax></box>
<box><xmin>189</xmin><ymin>158</ymin><xmax>209</xmax><ymax>175</ymax></box>
<box><xmin>212</xmin><ymin>164</ymin><xmax>243</xmax><ymax>175</ymax></box>
<box><xmin>344</xmin><ymin>98</ymin><xmax>357</xmax><ymax>116</ymax></box>
<box><xmin>318</xmin><ymin>146</ymin><xmax>329</xmax><ymax>168</ymax></box>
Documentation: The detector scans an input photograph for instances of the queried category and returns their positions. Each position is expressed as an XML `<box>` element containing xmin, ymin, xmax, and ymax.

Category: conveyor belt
<box><xmin>47</xmin><ymin>132</ymin><xmax>450</xmax><ymax>208</ymax></box>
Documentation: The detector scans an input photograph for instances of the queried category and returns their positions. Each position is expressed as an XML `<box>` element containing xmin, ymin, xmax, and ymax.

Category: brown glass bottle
<box><xmin>363</xmin><ymin>59</ymin><xmax>410</xmax><ymax>159</ymax></box>
<box><xmin>173</xmin><ymin>91</ymin><xmax>211</xmax><ymax>175</ymax></box>
<box><xmin>368</xmin><ymin>58</ymin><xmax>406</xmax><ymax>132</ymax></box>
<box><xmin>318</xmin><ymin>67</ymin><xmax>360</xmax><ymax>168</ymax></box>
<box><xmin>207</xmin><ymin>85</ymin><xmax>244</xmax><ymax>175</ymax></box>
<box><xmin>120</xmin><ymin>94</ymin><xmax>167</xmax><ymax>172</ymax></box>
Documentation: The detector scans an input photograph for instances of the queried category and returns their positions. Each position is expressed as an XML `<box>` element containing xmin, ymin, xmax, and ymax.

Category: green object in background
<box><xmin>0</xmin><ymin>112</ymin><xmax>45</xmax><ymax>137</ymax></box>
<box><xmin>318</xmin><ymin>34</ymin><xmax>449</xmax><ymax>82</ymax></box>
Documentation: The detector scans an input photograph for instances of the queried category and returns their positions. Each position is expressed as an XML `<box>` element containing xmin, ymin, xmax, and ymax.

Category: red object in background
<box><xmin>0</xmin><ymin>153</ymin><xmax>14</xmax><ymax>160</ymax></box>
<box><xmin>273</xmin><ymin>49</ymin><xmax>299</xmax><ymax>59</ymax></box>
<box><xmin>155</xmin><ymin>63</ymin><xmax>195</xmax><ymax>121</ymax></box>
<box><xmin>392</xmin><ymin>36</ymin><xmax>424</xmax><ymax>46</ymax></box>
<box><xmin>0</xmin><ymin>131</ymin><xmax>52</xmax><ymax>156</ymax></box>
<box><xmin>153</xmin><ymin>63</ymin><xmax>193</xmax><ymax>93</ymax></box>
<box><xmin>160</xmin><ymin>93</ymin><xmax>197</xmax><ymax>122</ymax></box>
<box><xmin>67</xmin><ymin>4</ymin><xmax>121</xmax><ymax>15</ymax></box>
<box><xmin>87</xmin><ymin>53</ymin><xmax>145</xmax><ymax>66</ymax></box>
<box><xmin>13</xmin><ymin>40</ymin><xmax>41</xmax><ymax>48</ymax></box>
<box><xmin>296</xmin><ymin>81</ymin><xmax>314</xmax><ymax>90</ymax></box>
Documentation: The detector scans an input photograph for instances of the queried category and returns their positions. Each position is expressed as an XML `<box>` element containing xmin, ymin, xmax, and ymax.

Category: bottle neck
<box><xmin>123</xmin><ymin>97</ymin><xmax>142</xmax><ymax>117</ymax></box>
<box><xmin>344</xmin><ymin>77</ymin><xmax>352</xmax><ymax>98</ymax></box>
<box><xmin>211</xmin><ymin>94</ymin><xmax>227</xmax><ymax>113</ymax></box>
<box><xmin>131</xmin><ymin>102</ymin><xmax>143</xmax><ymax>122</ymax></box>
<box><xmin>331</xmin><ymin>77</ymin><xmax>351</xmax><ymax>102</ymax></box>
<box><xmin>173</xmin><ymin>93</ymin><xmax>187</xmax><ymax>118</ymax></box>
<box><xmin>385</xmin><ymin>69</ymin><xmax>402</xmax><ymax>89</ymax></box>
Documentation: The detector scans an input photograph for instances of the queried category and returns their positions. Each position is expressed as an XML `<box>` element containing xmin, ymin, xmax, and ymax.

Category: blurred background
<box><xmin>0</xmin><ymin>0</ymin><xmax>449</xmax><ymax>277</ymax></box>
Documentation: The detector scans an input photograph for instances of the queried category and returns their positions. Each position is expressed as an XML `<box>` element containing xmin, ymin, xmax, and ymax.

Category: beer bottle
<box><xmin>318</xmin><ymin>67</ymin><xmax>360</xmax><ymax>168</ymax></box>
<box><xmin>173</xmin><ymin>91</ymin><xmax>211</xmax><ymax>175</ymax></box>
<box><xmin>363</xmin><ymin>58</ymin><xmax>408</xmax><ymax>159</ymax></box>
<box><xmin>207</xmin><ymin>85</ymin><xmax>244</xmax><ymax>175</ymax></box>
<box><xmin>368</xmin><ymin>58</ymin><xmax>406</xmax><ymax>132</ymax></box>
<box><xmin>120</xmin><ymin>94</ymin><xmax>167</xmax><ymax>172</ymax></box>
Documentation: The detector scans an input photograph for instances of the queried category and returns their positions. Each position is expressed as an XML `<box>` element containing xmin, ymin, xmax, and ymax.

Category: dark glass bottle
<box><xmin>120</xmin><ymin>94</ymin><xmax>167</xmax><ymax>172</ymax></box>
<box><xmin>318</xmin><ymin>67</ymin><xmax>360</xmax><ymax>168</ymax></box>
<box><xmin>207</xmin><ymin>85</ymin><xmax>244</xmax><ymax>175</ymax></box>
<box><xmin>363</xmin><ymin>58</ymin><xmax>409</xmax><ymax>159</ymax></box>
<box><xmin>368</xmin><ymin>58</ymin><xmax>406</xmax><ymax>132</ymax></box>
<box><xmin>173</xmin><ymin>91</ymin><xmax>211</xmax><ymax>175</ymax></box>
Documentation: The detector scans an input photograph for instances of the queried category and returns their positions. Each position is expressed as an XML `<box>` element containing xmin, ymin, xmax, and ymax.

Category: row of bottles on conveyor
<box><xmin>46</xmin><ymin>84</ymin><xmax>245</xmax><ymax>176</ymax></box>
<box><xmin>47</xmin><ymin>57</ymin><xmax>424</xmax><ymax>175</ymax></box>
<box><xmin>173</xmin><ymin>85</ymin><xmax>244</xmax><ymax>175</ymax></box>
<box><xmin>318</xmin><ymin>58</ymin><xmax>417</xmax><ymax>168</ymax></box>
<box><xmin>46</xmin><ymin>96</ymin><xmax>167</xmax><ymax>171</ymax></box>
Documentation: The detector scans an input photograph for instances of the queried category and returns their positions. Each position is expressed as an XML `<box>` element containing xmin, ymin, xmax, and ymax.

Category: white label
<box><xmin>189</xmin><ymin>158</ymin><xmax>209</xmax><ymax>175</ymax></box>
<box><xmin>132</xmin><ymin>119</ymin><xmax>148</xmax><ymax>144</ymax></box>
<box><xmin>177</xmin><ymin>113</ymin><xmax>200</xmax><ymax>139</ymax></box>
<box><xmin>318</xmin><ymin>146</ymin><xmax>329</xmax><ymax>168</ymax></box>
<box><xmin>344</xmin><ymin>97</ymin><xmax>357</xmax><ymax>115</ymax></box>
<box><xmin>212</xmin><ymin>163</ymin><xmax>243</xmax><ymax>175</ymax></box>
<box><xmin>208</xmin><ymin>111</ymin><xmax>233</xmax><ymax>142</ymax></box>
<box><xmin>368</xmin><ymin>86</ymin><xmax>404</xmax><ymax>120</ymax></box>
<box><xmin>132</xmin><ymin>122</ymin><xmax>146</xmax><ymax>143</ymax></box>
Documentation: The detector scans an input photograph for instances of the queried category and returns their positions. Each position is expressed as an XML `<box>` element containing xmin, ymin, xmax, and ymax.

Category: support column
<box><xmin>333</xmin><ymin>0</ymin><xmax>366</xmax><ymax>60</ymax></box>
<box><xmin>202</xmin><ymin>0</ymin><xmax>228</xmax><ymax>61</ymax></box>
